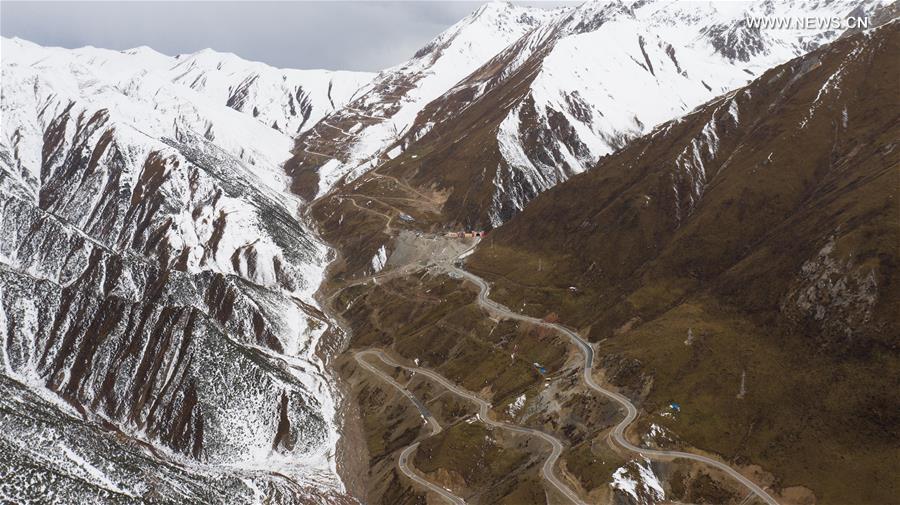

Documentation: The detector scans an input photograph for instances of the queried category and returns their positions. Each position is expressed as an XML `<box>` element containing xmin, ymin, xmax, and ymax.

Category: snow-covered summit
<box><xmin>406</xmin><ymin>1</ymin><xmax>560</xmax><ymax>66</ymax></box>
<box><xmin>285</xmin><ymin>1</ymin><xmax>563</xmax><ymax>199</ymax></box>
<box><xmin>1</xmin><ymin>37</ymin><xmax>374</xmax><ymax>139</ymax></box>
<box><xmin>391</xmin><ymin>0</ymin><xmax>894</xmax><ymax>225</ymax></box>
<box><xmin>1</xmin><ymin>35</ymin><xmax>356</xmax><ymax>501</ymax></box>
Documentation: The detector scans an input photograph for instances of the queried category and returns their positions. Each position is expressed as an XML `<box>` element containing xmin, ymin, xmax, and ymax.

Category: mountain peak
<box><xmin>562</xmin><ymin>0</ymin><xmax>636</xmax><ymax>34</ymax></box>
<box><xmin>175</xmin><ymin>47</ymin><xmax>245</xmax><ymax>66</ymax></box>
<box><xmin>472</xmin><ymin>0</ymin><xmax>515</xmax><ymax>14</ymax></box>
<box><xmin>121</xmin><ymin>45</ymin><xmax>167</xmax><ymax>59</ymax></box>
<box><xmin>436</xmin><ymin>0</ymin><xmax>556</xmax><ymax>44</ymax></box>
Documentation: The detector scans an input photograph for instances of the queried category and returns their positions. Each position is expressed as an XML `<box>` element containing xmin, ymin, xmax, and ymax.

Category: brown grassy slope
<box><xmin>307</xmin><ymin>51</ymin><xmax>562</xmax><ymax>278</ymax></box>
<box><xmin>413</xmin><ymin>421</ymin><xmax>539</xmax><ymax>503</ymax></box>
<box><xmin>471</xmin><ymin>23</ymin><xmax>899</xmax><ymax>349</ymax></box>
<box><xmin>468</xmin><ymin>23</ymin><xmax>899</xmax><ymax>504</ymax></box>
<box><xmin>376</xmin><ymin>50</ymin><xmax>548</xmax><ymax>229</ymax></box>
<box><xmin>309</xmin><ymin>25</ymin><xmax>570</xmax><ymax>232</ymax></box>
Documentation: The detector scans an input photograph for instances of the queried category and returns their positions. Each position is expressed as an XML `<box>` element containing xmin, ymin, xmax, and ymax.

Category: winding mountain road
<box><xmin>336</xmin><ymin>235</ymin><xmax>777</xmax><ymax>504</ymax></box>
<box><xmin>447</xmin><ymin>264</ymin><xmax>780</xmax><ymax>505</ymax></box>
<box><xmin>354</xmin><ymin>352</ymin><xmax>466</xmax><ymax>505</ymax></box>
<box><xmin>361</xmin><ymin>349</ymin><xmax>587</xmax><ymax>505</ymax></box>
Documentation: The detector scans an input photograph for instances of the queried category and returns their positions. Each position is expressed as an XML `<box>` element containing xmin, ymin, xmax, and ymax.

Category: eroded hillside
<box><xmin>468</xmin><ymin>21</ymin><xmax>900</xmax><ymax>505</ymax></box>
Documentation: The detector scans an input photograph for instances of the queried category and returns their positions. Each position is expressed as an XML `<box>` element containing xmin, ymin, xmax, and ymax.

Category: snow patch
<box><xmin>371</xmin><ymin>245</ymin><xmax>388</xmax><ymax>273</ymax></box>
<box><xmin>611</xmin><ymin>458</ymin><xmax>665</xmax><ymax>504</ymax></box>
<box><xmin>61</xmin><ymin>445</ymin><xmax>135</xmax><ymax>497</ymax></box>
<box><xmin>507</xmin><ymin>393</ymin><xmax>526</xmax><ymax>416</ymax></box>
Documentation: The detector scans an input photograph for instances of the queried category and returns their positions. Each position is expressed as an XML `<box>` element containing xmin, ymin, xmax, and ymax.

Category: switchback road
<box><xmin>360</xmin><ymin>349</ymin><xmax>587</xmax><ymax>505</ymax></box>
<box><xmin>354</xmin><ymin>351</ymin><xmax>465</xmax><ymax>505</ymax></box>
<box><xmin>447</xmin><ymin>264</ymin><xmax>780</xmax><ymax>505</ymax></box>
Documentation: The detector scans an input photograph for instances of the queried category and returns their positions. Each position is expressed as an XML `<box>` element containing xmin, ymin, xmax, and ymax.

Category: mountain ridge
<box><xmin>363</xmin><ymin>0</ymin><xmax>892</xmax><ymax>227</ymax></box>
<box><xmin>1</xmin><ymin>2</ymin><xmax>898</xmax><ymax>503</ymax></box>
<box><xmin>284</xmin><ymin>1</ymin><xmax>561</xmax><ymax>200</ymax></box>
<box><xmin>466</xmin><ymin>20</ymin><xmax>899</xmax><ymax>504</ymax></box>
<box><xmin>1</xmin><ymin>33</ymin><xmax>355</xmax><ymax>504</ymax></box>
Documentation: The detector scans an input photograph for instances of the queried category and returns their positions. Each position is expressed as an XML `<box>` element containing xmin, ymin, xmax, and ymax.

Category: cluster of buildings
<box><xmin>445</xmin><ymin>230</ymin><xmax>487</xmax><ymax>238</ymax></box>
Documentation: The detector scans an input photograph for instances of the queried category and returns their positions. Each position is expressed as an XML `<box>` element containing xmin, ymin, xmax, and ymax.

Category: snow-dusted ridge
<box><xmin>1</xmin><ymin>1</ymin><xmax>896</xmax><ymax>501</ymax></box>
<box><xmin>288</xmin><ymin>1</ymin><xmax>564</xmax><ymax>198</ymax></box>
<box><xmin>394</xmin><ymin>0</ymin><xmax>893</xmax><ymax>225</ymax></box>
<box><xmin>168</xmin><ymin>47</ymin><xmax>373</xmax><ymax>136</ymax></box>
<box><xmin>3</xmin><ymin>37</ymin><xmax>374</xmax><ymax>143</ymax></box>
<box><xmin>1</xmin><ymin>35</ymin><xmax>366</xmax><ymax>502</ymax></box>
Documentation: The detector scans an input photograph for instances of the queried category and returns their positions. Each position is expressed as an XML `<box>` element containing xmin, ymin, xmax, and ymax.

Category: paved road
<box><xmin>362</xmin><ymin>350</ymin><xmax>587</xmax><ymax>505</ymax></box>
<box><xmin>447</xmin><ymin>264</ymin><xmax>780</xmax><ymax>505</ymax></box>
<box><xmin>398</xmin><ymin>442</ymin><xmax>465</xmax><ymax>505</ymax></box>
<box><xmin>354</xmin><ymin>352</ymin><xmax>466</xmax><ymax>505</ymax></box>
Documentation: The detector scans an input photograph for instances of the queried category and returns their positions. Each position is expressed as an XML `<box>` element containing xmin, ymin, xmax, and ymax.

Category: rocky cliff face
<box><xmin>467</xmin><ymin>22</ymin><xmax>899</xmax><ymax>503</ymax></box>
<box><xmin>370</xmin><ymin>0</ymin><xmax>892</xmax><ymax>227</ymax></box>
<box><xmin>284</xmin><ymin>2</ymin><xmax>560</xmax><ymax>201</ymax></box>
<box><xmin>473</xmin><ymin>18</ymin><xmax>900</xmax><ymax>353</ymax></box>
<box><xmin>0</xmin><ymin>37</ymin><xmax>352</xmax><ymax>503</ymax></box>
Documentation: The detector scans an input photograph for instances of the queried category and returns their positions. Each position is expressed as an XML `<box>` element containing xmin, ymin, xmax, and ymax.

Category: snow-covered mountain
<box><xmin>285</xmin><ymin>1</ymin><xmax>563</xmax><ymax>199</ymax></box>
<box><xmin>345</xmin><ymin>0</ymin><xmax>895</xmax><ymax>226</ymax></box>
<box><xmin>467</xmin><ymin>20</ymin><xmax>900</xmax><ymax>504</ymax></box>
<box><xmin>0</xmin><ymin>37</ymin><xmax>361</xmax><ymax>503</ymax></box>
<box><xmin>1</xmin><ymin>1</ymin><xmax>897</xmax><ymax>502</ymax></box>
<box><xmin>167</xmin><ymin>48</ymin><xmax>372</xmax><ymax>135</ymax></box>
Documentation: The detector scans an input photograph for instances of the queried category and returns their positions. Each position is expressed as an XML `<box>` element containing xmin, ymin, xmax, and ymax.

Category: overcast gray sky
<box><xmin>1</xmin><ymin>1</ymin><xmax>572</xmax><ymax>71</ymax></box>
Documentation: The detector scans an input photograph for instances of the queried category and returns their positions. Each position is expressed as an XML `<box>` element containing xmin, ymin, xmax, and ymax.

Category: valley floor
<box><xmin>318</xmin><ymin>230</ymin><xmax>787</xmax><ymax>505</ymax></box>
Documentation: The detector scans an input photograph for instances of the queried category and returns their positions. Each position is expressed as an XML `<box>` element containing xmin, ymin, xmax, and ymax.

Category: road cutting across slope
<box><xmin>353</xmin><ymin>352</ymin><xmax>465</xmax><ymax>505</ymax></box>
<box><xmin>445</xmin><ymin>257</ymin><xmax>780</xmax><ymax>505</ymax></box>
<box><xmin>359</xmin><ymin>349</ymin><xmax>587</xmax><ymax>505</ymax></box>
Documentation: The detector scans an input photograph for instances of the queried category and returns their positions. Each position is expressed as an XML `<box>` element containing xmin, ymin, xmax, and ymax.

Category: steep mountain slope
<box><xmin>468</xmin><ymin>21</ymin><xmax>899</xmax><ymax>504</ymax></box>
<box><xmin>4</xmin><ymin>38</ymin><xmax>373</xmax><ymax>144</ymax></box>
<box><xmin>167</xmin><ymin>49</ymin><xmax>372</xmax><ymax>135</ymax></box>
<box><xmin>284</xmin><ymin>1</ymin><xmax>561</xmax><ymax>200</ymax></box>
<box><xmin>0</xmin><ymin>38</ymin><xmax>354</xmax><ymax>502</ymax></box>
<box><xmin>3</xmin><ymin>2</ymin><xmax>897</xmax><ymax>503</ymax></box>
<box><xmin>366</xmin><ymin>0</ymin><xmax>894</xmax><ymax>227</ymax></box>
